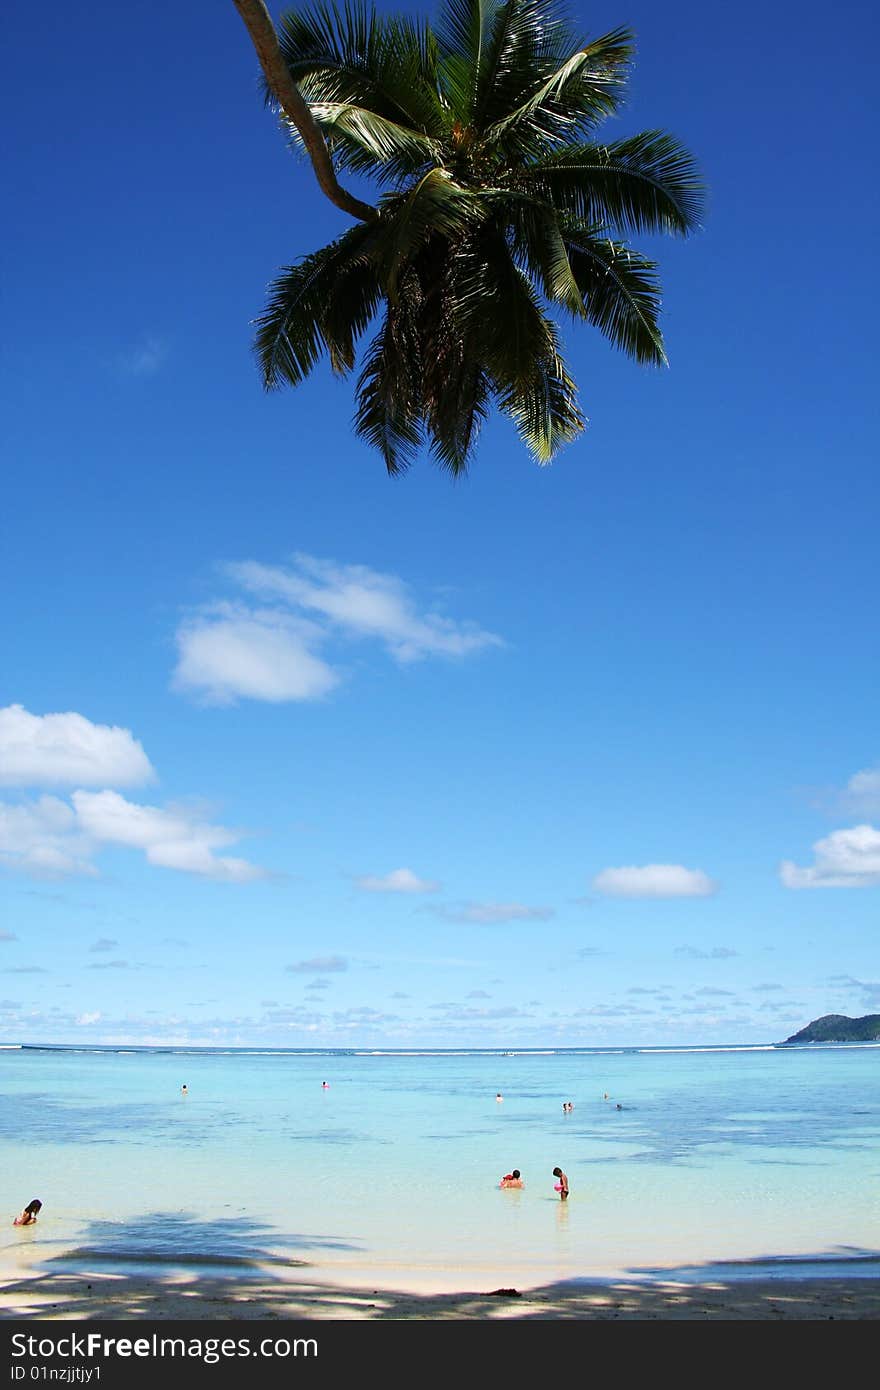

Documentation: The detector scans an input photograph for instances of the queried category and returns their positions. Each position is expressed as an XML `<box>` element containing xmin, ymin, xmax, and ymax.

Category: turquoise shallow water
<box><xmin>1</xmin><ymin>1043</ymin><xmax>878</xmax><ymax>1293</ymax></box>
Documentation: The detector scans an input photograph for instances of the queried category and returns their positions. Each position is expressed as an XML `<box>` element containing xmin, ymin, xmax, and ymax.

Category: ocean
<box><xmin>1</xmin><ymin>1042</ymin><xmax>878</xmax><ymax>1295</ymax></box>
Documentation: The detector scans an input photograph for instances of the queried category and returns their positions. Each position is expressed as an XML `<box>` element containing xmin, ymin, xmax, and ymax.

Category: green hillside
<box><xmin>782</xmin><ymin>1013</ymin><xmax>880</xmax><ymax>1044</ymax></box>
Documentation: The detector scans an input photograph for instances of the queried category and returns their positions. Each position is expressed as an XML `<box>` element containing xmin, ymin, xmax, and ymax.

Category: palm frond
<box><xmin>376</xmin><ymin>170</ymin><xmax>486</xmax><ymax>291</ymax></box>
<box><xmin>321</xmin><ymin>260</ymin><xmax>385</xmax><ymax>374</ymax></box>
<box><xmin>471</xmin><ymin>0</ymin><xmax>587</xmax><ymax>133</ymax></box>
<box><xmin>433</xmin><ymin>0</ymin><xmax>499</xmax><ymax>123</ymax></box>
<box><xmin>354</xmin><ymin>296</ymin><xmax>425</xmax><ymax>473</ymax></box>
<box><xmin>522</xmin><ymin>132</ymin><xmax>705</xmax><ymax>235</ymax></box>
<box><xmin>254</xmin><ymin>221</ymin><xmax>382</xmax><ymax>386</ymax></box>
<box><xmin>434</xmin><ymin>0</ymin><xmax>493</xmax><ymax>65</ymax></box>
<box><xmin>494</xmin><ymin>323</ymin><xmax>585</xmax><ymax>462</ymax></box>
<box><xmin>501</xmin><ymin>198</ymin><xmax>587</xmax><ymax>318</ymax></box>
<box><xmin>425</xmin><ymin>357</ymin><xmax>493</xmax><ymax>473</ymax></box>
<box><xmin>482</xmin><ymin>26</ymin><xmax>633</xmax><ymax>150</ymax></box>
<box><xmin>471</xmin><ymin>0</ymin><xmax>545</xmax><ymax>128</ymax></box>
<box><xmin>563</xmin><ymin>228</ymin><xmax>666</xmax><ymax>364</ymax></box>
<box><xmin>416</xmin><ymin>244</ymin><xmax>493</xmax><ymax>473</ymax></box>
<box><xmin>298</xmin><ymin>102</ymin><xmax>440</xmax><ymax>181</ymax></box>
<box><xmin>451</xmin><ymin>228</ymin><xmax>555</xmax><ymax>389</ymax></box>
<box><xmin>276</xmin><ymin>1</ymin><xmax>444</xmax><ymax>137</ymax></box>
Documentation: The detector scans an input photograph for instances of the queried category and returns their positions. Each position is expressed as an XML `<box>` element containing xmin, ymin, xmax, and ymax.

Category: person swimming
<box><xmin>499</xmin><ymin>1169</ymin><xmax>523</xmax><ymax>1188</ymax></box>
<box><xmin>13</xmin><ymin>1199</ymin><xmax>42</xmax><ymax>1227</ymax></box>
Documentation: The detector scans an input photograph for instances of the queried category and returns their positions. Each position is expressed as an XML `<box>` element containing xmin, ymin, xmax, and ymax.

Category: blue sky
<box><xmin>2</xmin><ymin>0</ymin><xmax>878</xmax><ymax>1047</ymax></box>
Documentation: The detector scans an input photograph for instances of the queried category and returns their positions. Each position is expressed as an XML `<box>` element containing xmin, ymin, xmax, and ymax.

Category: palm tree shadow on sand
<box><xmin>1</xmin><ymin>1214</ymin><xmax>878</xmax><ymax>1319</ymax></box>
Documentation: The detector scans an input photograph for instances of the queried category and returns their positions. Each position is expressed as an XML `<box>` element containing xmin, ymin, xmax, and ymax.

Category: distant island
<box><xmin>782</xmin><ymin>1013</ymin><xmax>880</xmax><ymax>1044</ymax></box>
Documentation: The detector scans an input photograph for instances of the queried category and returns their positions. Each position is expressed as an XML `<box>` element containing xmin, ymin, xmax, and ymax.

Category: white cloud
<box><xmin>356</xmin><ymin>867</ymin><xmax>440</xmax><ymax>894</ymax></box>
<box><xmin>593</xmin><ymin>864</ymin><xmax>718</xmax><ymax>898</ymax></box>
<box><xmin>0</xmin><ymin>705</ymin><xmax>154</xmax><ymax>788</ymax></box>
<box><xmin>0</xmin><ymin>791</ymin><xmax>265</xmax><ymax>883</ymax></box>
<box><xmin>0</xmin><ymin>796</ymin><xmax>98</xmax><ymax>878</ymax></box>
<box><xmin>173</xmin><ymin>605</ymin><xmax>338</xmax><ymax>705</ymax></box>
<box><xmin>173</xmin><ymin>555</ymin><xmax>502</xmax><ymax>705</ymax></box>
<box><xmin>780</xmin><ymin>824</ymin><xmax>880</xmax><ymax>888</ymax></box>
<box><xmin>73</xmin><ymin>791</ymin><xmax>266</xmax><ymax>882</ymax></box>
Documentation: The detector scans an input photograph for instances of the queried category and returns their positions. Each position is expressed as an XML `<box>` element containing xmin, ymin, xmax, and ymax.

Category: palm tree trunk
<box><xmin>232</xmin><ymin>0</ymin><xmax>377</xmax><ymax>222</ymax></box>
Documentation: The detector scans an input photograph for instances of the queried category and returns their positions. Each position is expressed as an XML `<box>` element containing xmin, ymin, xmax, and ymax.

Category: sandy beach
<box><xmin>1</xmin><ymin>1261</ymin><xmax>878</xmax><ymax>1320</ymax></box>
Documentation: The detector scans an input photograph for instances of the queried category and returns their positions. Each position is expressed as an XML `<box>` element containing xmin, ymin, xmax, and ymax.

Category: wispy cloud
<box><xmin>428</xmin><ymin>901</ymin><xmax>554</xmax><ymax>924</ymax></box>
<box><xmin>286</xmin><ymin>956</ymin><xmax>348</xmax><ymax>974</ymax></box>
<box><xmin>675</xmin><ymin>945</ymin><xmax>738</xmax><ymax>959</ymax></box>
<box><xmin>839</xmin><ymin>765</ymin><xmax>880</xmax><ymax>816</ymax></box>
<box><xmin>230</xmin><ymin>556</ymin><xmax>503</xmax><ymax>662</ymax></box>
<box><xmin>826</xmin><ymin>974</ymin><xmax>880</xmax><ymax>1009</ymax></box>
<box><xmin>173</xmin><ymin>554</ymin><xmax>502</xmax><ymax>704</ymax></box>
<box><xmin>780</xmin><ymin>824</ymin><xmax>880</xmax><ymax>888</ymax></box>
<box><xmin>116</xmin><ymin>335</ymin><xmax>167</xmax><ymax>378</ymax></box>
<box><xmin>593</xmin><ymin>864</ymin><xmax>718</xmax><ymax>899</ymax></box>
<box><xmin>330</xmin><ymin>1006</ymin><xmax>396</xmax><ymax>1025</ymax></box>
<box><xmin>356</xmin><ymin>868</ymin><xmax>440</xmax><ymax>894</ymax></box>
<box><xmin>429</xmin><ymin>1003</ymin><xmax>530</xmax><ymax>1021</ymax></box>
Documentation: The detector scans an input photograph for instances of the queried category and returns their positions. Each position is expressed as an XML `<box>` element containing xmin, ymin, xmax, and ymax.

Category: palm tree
<box><xmin>237</xmin><ymin>0</ymin><xmax>704</xmax><ymax>474</ymax></box>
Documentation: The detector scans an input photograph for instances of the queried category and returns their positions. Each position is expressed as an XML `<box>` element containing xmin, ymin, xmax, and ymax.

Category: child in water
<box><xmin>13</xmin><ymin>1199</ymin><xmax>42</xmax><ymax>1226</ymax></box>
